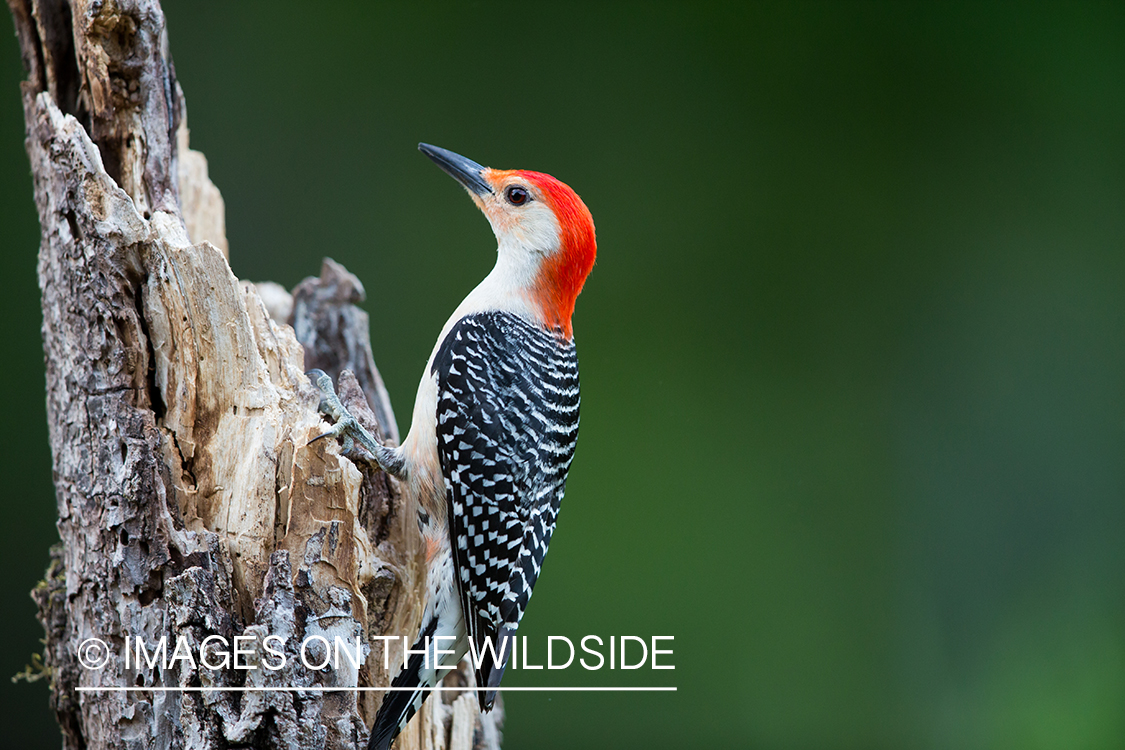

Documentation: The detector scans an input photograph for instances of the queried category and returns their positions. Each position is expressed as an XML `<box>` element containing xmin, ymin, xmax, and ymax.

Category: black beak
<box><xmin>418</xmin><ymin>143</ymin><xmax>493</xmax><ymax>196</ymax></box>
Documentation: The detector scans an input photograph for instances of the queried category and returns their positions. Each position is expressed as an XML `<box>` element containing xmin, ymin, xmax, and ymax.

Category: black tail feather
<box><xmin>369</xmin><ymin>619</ymin><xmax>440</xmax><ymax>750</ymax></box>
<box><xmin>369</xmin><ymin>649</ymin><xmax>425</xmax><ymax>750</ymax></box>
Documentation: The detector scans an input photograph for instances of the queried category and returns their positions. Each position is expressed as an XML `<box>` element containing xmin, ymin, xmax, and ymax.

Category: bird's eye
<box><xmin>505</xmin><ymin>186</ymin><xmax>530</xmax><ymax>206</ymax></box>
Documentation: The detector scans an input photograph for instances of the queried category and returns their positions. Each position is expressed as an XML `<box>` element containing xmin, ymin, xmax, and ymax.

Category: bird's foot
<box><xmin>307</xmin><ymin>369</ymin><xmax>379</xmax><ymax>462</ymax></box>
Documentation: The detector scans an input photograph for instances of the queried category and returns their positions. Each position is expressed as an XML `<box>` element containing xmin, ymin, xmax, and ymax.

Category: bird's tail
<box><xmin>368</xmin><ymin>639</ymin><xmax>432</xmax><ymax>750</ymax></box>
<box><xmin>370</xmin><ymin>541</ymin><xmax>467</xmax><ymax>749</ymax></box>
<box><xmin>370</xmin><ymin>616</ymin><xmax>466</xmax><ymax>750</ymax></box>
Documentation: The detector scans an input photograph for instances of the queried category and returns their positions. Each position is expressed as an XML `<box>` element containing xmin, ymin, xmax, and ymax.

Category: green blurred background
<box><xmin>3</xmin><ymin>2</ymin><xmax>1124</xmax><ymax>748</ymax></box>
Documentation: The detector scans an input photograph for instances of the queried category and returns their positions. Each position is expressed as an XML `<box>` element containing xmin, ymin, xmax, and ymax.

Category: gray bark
<box><xmin>8</xmin><ymin>1</ymin><xmax>502</xmax><ymax>748</ymax></box>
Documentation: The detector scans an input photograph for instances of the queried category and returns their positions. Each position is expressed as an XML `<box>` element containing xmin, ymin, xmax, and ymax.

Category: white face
<box><xmin>419</xmin><ymin>144</ymin><xmax>594</xmax><ymax>334</ymax></box>
<box><xmin>473</xmin><ymin>171</ymin><xmax>562</xmax><ymax>264</ymax></box>
<box><xmin>420</xmin><ymin>144</ymin><xmax>594</xmax><ymax>337</ymax></box>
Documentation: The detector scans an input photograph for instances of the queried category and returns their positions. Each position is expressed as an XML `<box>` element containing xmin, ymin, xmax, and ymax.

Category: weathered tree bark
<box><xmin>8</xmin><ymin>1</ymin><xmax>502</xmax><ymax>748</ymax></box>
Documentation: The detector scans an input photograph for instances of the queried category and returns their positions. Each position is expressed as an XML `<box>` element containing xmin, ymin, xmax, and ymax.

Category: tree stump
<box><xmin>7</xmin><ymin>1</ymin><xmax>502</xmax><ymax>747</ymax></box>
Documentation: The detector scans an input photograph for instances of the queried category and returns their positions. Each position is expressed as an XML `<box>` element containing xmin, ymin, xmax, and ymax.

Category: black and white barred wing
<box><xmin>432</xmin><ymin>311</ymin><xmax>580</xmax><ymax>700</ymax></box>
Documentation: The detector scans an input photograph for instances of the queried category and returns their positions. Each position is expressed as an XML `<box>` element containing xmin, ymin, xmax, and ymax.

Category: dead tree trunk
<box><xmin>7</xmin><ymin>1</ymin><xmax>502</xmax><ymax>747</ymax></box>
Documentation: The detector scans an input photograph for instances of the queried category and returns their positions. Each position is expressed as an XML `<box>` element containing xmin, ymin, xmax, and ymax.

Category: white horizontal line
<box><xmin>76</xmin><ymin>686</ymin><xmax>676</xmax><ymax>693</ymax></box>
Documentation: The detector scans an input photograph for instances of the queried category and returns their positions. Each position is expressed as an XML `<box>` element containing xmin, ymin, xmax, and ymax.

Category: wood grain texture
<box><xmin>8</xmin><ymin>0</ymin><xmax>503</xmax><ymax>747</ymax></box>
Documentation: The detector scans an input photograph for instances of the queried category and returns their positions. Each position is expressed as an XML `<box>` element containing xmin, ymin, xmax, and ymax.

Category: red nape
<box><xmin>517</xmin><ymin>170</ymin><xmax>597</xmax><ymax>338</ymax></box>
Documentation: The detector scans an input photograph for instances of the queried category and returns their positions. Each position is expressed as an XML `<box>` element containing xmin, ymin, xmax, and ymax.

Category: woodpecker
<box><xmin>309</xmin><ymin>143</ymin><xmax>596</xmax><ymax>750</ymax></box>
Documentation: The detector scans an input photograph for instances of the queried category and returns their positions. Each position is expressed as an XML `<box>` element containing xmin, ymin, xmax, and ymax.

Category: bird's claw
<box><xmin>307</xmin><ymin>369</ymin><xmax>348</xmax><ymax>422</ymax></box>
<box><xmin>307</xmin><ymin>368</ymin><xmax>352</xmax><ymax>440</ymax></box>
<box><xmin>306</xmin><ymin>369</ymin><xmax>379</xmax><ymax>464</ymax></box>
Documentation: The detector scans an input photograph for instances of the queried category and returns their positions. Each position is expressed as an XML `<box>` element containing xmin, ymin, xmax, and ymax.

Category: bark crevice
<box><xmin>8</xmin><ymin>1</ymin><xmax>503</xmax><ymax>748</ymax></box>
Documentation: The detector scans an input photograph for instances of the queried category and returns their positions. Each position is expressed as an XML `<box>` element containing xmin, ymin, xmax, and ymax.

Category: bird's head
<box><xmin>419</xmin><ymin>143</ymin><xmax>596</xmax><ymax>338</ymax></box>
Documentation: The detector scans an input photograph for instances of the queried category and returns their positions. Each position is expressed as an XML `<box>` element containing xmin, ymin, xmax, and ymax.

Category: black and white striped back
<box><xmin>431</xmin><ymin>310</ymin><xmax>580</xmax><ymax>701</ymax></box>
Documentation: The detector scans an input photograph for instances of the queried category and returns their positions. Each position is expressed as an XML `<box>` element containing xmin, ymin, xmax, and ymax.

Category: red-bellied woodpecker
<box><xmin>309</xmin><ymin>143</ymin><xmax>596</xmax><ymax>750</ymax></box>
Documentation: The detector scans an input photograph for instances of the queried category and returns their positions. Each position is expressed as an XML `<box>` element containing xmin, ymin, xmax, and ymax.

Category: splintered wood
<box><xmin>9</xmin><ymin>0</ymin><xmax>502</xmax><ymax>747</ymax></box>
